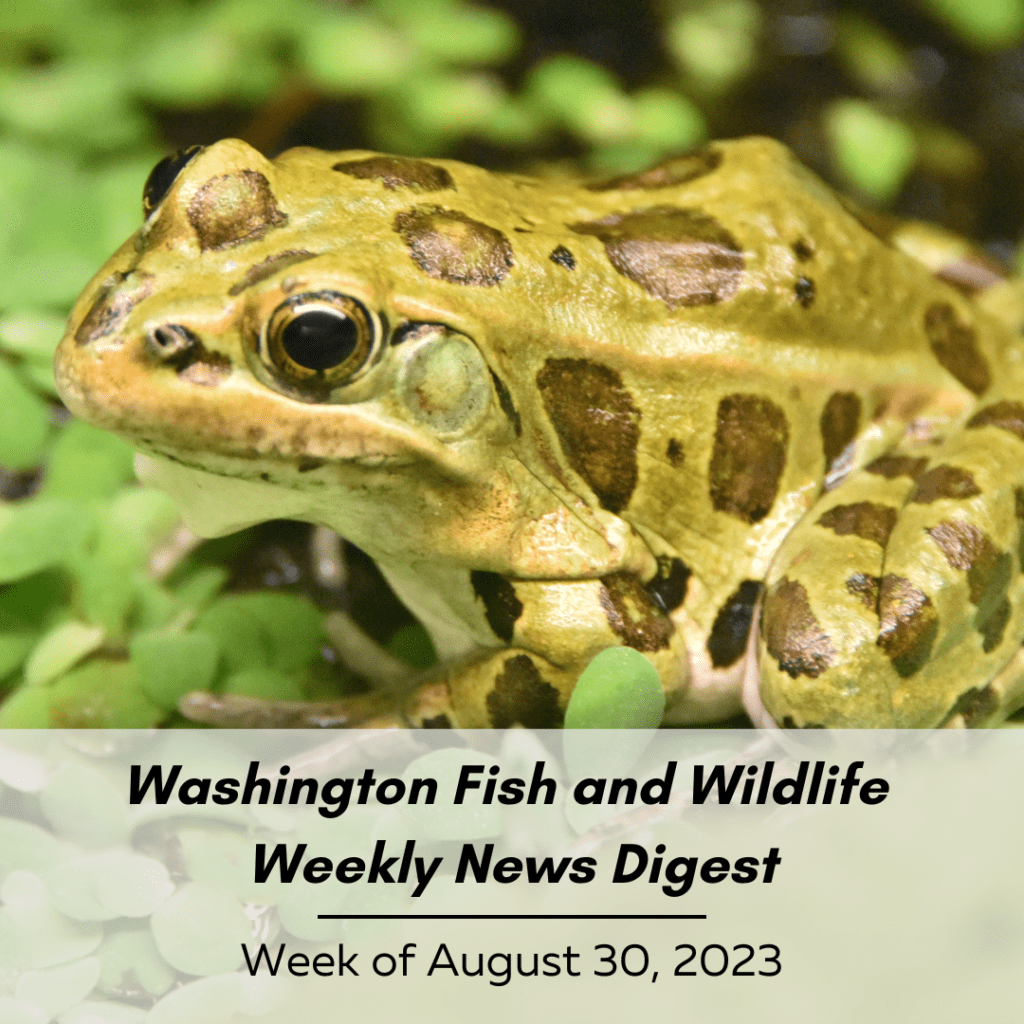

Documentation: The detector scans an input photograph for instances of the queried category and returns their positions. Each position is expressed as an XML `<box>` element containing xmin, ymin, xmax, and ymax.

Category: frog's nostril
<box><xmin>148</xmin><ymin>324</ymin><xmax>199</xmax><ymax>363</ymax></box>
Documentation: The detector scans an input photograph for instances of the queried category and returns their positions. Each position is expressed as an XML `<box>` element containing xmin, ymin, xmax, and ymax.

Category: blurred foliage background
<box><xmin>2</xmin><ymin>0</ymin><xmax>1024</xmax><ymax>727</ymax></box>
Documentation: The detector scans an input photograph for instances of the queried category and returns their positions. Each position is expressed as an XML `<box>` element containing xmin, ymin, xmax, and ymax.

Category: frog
<box><xmin>54</xmin><ymin>135</ymin><xmax>1024</xmax><ymax>729</ymax></box>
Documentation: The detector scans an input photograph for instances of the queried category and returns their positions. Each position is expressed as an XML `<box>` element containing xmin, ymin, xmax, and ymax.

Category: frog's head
<box><xmin>55</xmin><ymin>140</ymin><xmax>646</xmax><ymax>578</ymax></box>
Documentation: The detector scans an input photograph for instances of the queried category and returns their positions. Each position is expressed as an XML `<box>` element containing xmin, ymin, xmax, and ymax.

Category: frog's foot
<box><xmin>758</xmin><ymin>408</ymin><xmax>1024</xmax><ymax>728</ymax></box>
<box><xmin>178</xmin><ymin>690</ymin><xmax>410</xmax><ymax>728</ymax></box>
<box><xmin>178</xmin><ymin>647</ymin><xmax>586</xmax><ymax>729</ymax></box>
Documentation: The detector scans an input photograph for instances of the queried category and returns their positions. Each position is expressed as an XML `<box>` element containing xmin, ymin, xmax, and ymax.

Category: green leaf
<box><xmin>192</xmin><ymin>600</ymin><xmax>271</xmax><ymax>674</ymax></box>
<box><xmin>93</xmin><ymin>154</ymin><xmax>164</xmax><ymax>259</ymax></box>
<box><xmin>13</xmin><ymin>956</ymin><xmax>100</xmax><ymax>1019</ymax></box>
<box><xmin>170</xmin><ymin>566</ymin><xmax>228</xmax><ymax>614</ymax></box>
<box><xmin>194</xmin><ymin>593</ymin><xmax>323</xmax><ymax>675</ymax></box>
<box><xmin>836</xmin><ymin>15</ymin><xmax>916</xmax><ymax>98</ymax></box>
<box><xmin>0</xmin><ymin>62</ymin><xmax>151</xmax><ymax>152</ymax></box>
<box><xmin>0</xmin><ymin>686</ymin><xmax>52</xmax><ymax>726</ymax></box>
<box><xmin>97</xmin><ymin>928</ymin><xmax>175</xmax><ymax>998</ymax></box>
<box><xmin>564</xmin><ymin>647</ymin><xmax>665</xmax><ymax>729</ymax></box>
<box><xmin>24</xmin><ymin>620</ymin><xmax>105</xmax><ymax>688</ymax></box>
<box><xmin>223</xmin><ymin>667</ymin><xmax>304</xmax><ymax>701</ymax></box>
<box><xmin>68</xmin><ymin>489</ymin><xmax>180</xmax><ymax>634</ymax></box>
<box><xmin>825</xmin><ymin>99</ymin><xmax>918</xmax><ymax>202</ymax></box>
<box><xmin>132</xmin><ymin>27</ymin><xmax>281</xmax><ymax>106</ymax></box>
<box><xmin>666</xmin><ymin>0</ymin><xmax>761</xmax><ymax>95</ymax></box>
<box><xmin>0</xmin><ymin>310</ymin><xmax>66</xmax><ymax>362</ymax></box>
<box><xmin>0</xmin><ymin>150</ymin><xmax>108</xmax><ymax>305</ymax></box>
<box><xmin>40</xmin><ymin>421</ymin><xmax>136</xmax><ymax>500</ymax></box>
<box><xmin>526</xmin><ymin>56</ymin><xmax>632</xmax><ymax>144</ymax></box>
<box><xmin>401</xmin><ymin>3</ymin><xmax>519</xmax><ymax>63</ymax></box>
<box><xmin>298</xmin><ymin>10</ymin><xmax>411</xmax><ymax>92</ymax></box>
<box><xmin>130</xmin><ymin>631</ymin><xmax>219</xmax><ymax>711</ymax></box>
<box><xmin>0</xmin><ymin>362</ymin><xmax>51</xmax><ymax>470</ymax></box>
<box><xmin>394</xmin><ymin>73</ymin><xmax>503</xmax><ymax>138</ymax></box>
<box><xmin>45</xmin><ymin>659</ymin><xmax>164</xmax><ymax>729</ymax></box>
<box><xmin>150</xmin><ymin>883</ymin><xmax>249</xmax><ymax>976</ymax></box>
<box><xmin>0</xmin><ymin>500</ymin><xmax>91</xmax><ymax>584</ymax></box>
<box><xmin>923</xmin><ymin>0</ymin><xmax>1024</xmax><ymax>47</ymax></box>
<box><xmin>0</xmin><ymin>572</ymin><xmax>70</xmax><ymax>631</ymax></box>
<box><xmin>633</xmin><ymin>88</ymin><xmax>706</xmax><ymax>150</ymax></box>
<box><xmin>0</xmin><ymin>632</ymin><xmax>37</xmax><ymax>680</ymax></box>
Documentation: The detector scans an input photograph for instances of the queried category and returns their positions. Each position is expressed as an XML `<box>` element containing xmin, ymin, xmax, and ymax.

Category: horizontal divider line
<box><xmin>317</xmin><ymin>914</ymin><xmax>707</xmax><ymax>920</ymax></box>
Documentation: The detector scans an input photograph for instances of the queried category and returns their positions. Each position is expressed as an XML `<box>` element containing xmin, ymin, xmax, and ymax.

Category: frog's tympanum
<box><xmin>55</xmin><ymin>137</ymin><xmax>1024</xmax><ymax>729</ymax></box>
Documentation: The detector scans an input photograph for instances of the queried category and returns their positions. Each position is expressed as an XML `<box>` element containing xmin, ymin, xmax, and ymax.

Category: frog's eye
<box><xmin>142</xmin><ymin>146</ymin><xmax>204</xmax><ymax>217</ymax></box>
<box><xmin>261</xmin><ymin>291</ymin><xmax>378</xmax><ymax>390</ymax></box>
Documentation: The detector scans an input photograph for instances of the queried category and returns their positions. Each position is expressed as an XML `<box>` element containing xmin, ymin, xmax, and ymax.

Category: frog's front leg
<box><xmin>756</xmin><ymin>401</ymin><xmax>1024</xmax><ymax>727</ymax></box>
<box><xmin>180</xmin><ymin>571</ymin><xmax>689</xmax><ymax>728</ymax></box>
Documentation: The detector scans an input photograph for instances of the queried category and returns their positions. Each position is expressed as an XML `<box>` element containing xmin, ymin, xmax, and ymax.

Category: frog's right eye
<box><xmin>260</xmin><ymin>291</ymin><xmax>379</xmax><ymax>393</ymax></box>
<box><xmin>142</xmin><ymin>146</ymin><xmax>204</xmax><ymax>217</ymax></box>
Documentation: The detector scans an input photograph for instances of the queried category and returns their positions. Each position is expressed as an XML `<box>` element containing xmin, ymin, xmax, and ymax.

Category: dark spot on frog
<box><xmin>926</xmin><ymin>519</ymin><xmax>1012</xmax><ymax>646</ymax></box>
<box><xmin>513</xmin><ymin>228</ymin><xmax>532</xmax><ymax>234</ymax></box>
<box><xmin>549</xmin><ymin>245</ymin><xmax>576</xmax><ymax>270</ymax></box>
<box><xmin>536</xmin><ymin>358</ymin><xmax>640</xmax><ymax>514</ymax></box>
<box><xmin>585</xmin><ymin>148</ymin><xmax>722</xmax><ymax>191</ymax></box>
<box><xmin>421</xmin><ymin>713</ymin><xmax>453</xmax><ymax>729</ymax></box>
<box><xmin>75</xmin><ymin>273</ymin><xmax>153</xmax><ymax>346</ymax></box>
<box><xmin>147</xmin><ymin>324</ymin><xmax>231</xmax><ymax>386</ymax></box>
<box><xmin>394</xmin><ymin>205</ymin><xmax>513</xmax><ymax>286</ymax></box>
<box><xmin>488</xmin><ymin>369</ymin><xmax>521</xmax><ymax>436</ymax></box>
<box><xmin>864</xmin><ymin>454</ymin><xmax>928</xmax><ymax>479</ymax></box>
<box><xmin>259</xmin><ymin>472</ymin><xmax>270</xmax><ymax>482</ymax></box>
<box><xmin>570</xmin><ymin>206</ymin><xmax>743</xmax><ymax>309</ymax></box>
<box><xmin>333</xmin><ymin>156</ymin><xmax>455</xmax><ymax>192</ymax></box>
<box><xmin>979</xmin><ymin>598</ymin><xmax>1011</xmax><ymax>652</ymax></box>
<box><xmin>666</xmin><ymin>437</ymin><xmax>685</xmax><ymax>467</ymax></box>
<box><xmin>486</xmin><ymin>654</ymin><xmax>564</xmax><ymax>728</ymax></box>
<box><xmin>941</xmin><ymin>683</ymin><xmax>999</xmax><ymax>727</ymax></box>
<box><xmin>187</xmin><ymin>170</ymin><xmax>287</xmax><ymax>252</ymax></box>
<box><xmin>794</xmin><ymin>276</ymin><xmax>815</xmax><ymax>308</ymax></box>
<box><xmin>763</xmin><ymin>578</ymin><xmax>836</xmax><ymax>679</ymax></box>
<box><xmin>846</xmin><ymin>572</ymin><xmax>880</xmax><ymax>609</ymax></box>
<box><xmin>876</xmin><ymin>574</ymin><xmax>938</xmax><ymax>678</ymax></box>
<box><xmin>227</xmin><ymin>250</ymin><xmax>317</xmax><ymax>296</ymax></box>
<box><xmin>780</xmin><ymin>716</ymin><xmax>826</xmax><ymax>729</ymax></box>
<box><xmin>924</xmin><ymin>302</ymin><xmax>991</xmax><ymax>396</ymax></box>
<box><xmin>967</xmin><ymin>400</ymin><xmax>1024</xmax><ymax>442</ymax></box>
<box><xmin>707</xmin><ymin>579</ymin><xmax>762</xmax><ymax>668</ymax></box>
<box><xmin>599</xmin><ymin>573</ymin><xmax>673</xmax><ymax>651</ymax></box>
<box><xmin>645</xmin><ymin>556</ymin><xmax>690</xmax><ymax>612</ymax></box>
<box><xmin>708</xmin><ymin>394</ymin><xmax>788</xmax><ymax>524</ymax></box>
<box><xmin>471</xmin><ymin>570</ymin><xmax>523</xmax><ymax>644</ymax></box>
<box><xmin>820</xmin><ymin>392</ymin><xmax>861</xmax><ymax>470</ymax></box>
<box><xmin>911</xmin><ymin>464</ymin><xmax>981</xmax><ymax>504</ymax></box>
<box><xmin>791</xmin><ymin>238</ymin><xmax>814</xmax><ymax>261</ymax></box>
<box><xmin>817</xmin><ymin>502</ymin><xmax>897</xmax><ymax>547</ymax></box>
<box><xmin>298</xmin><ymin>457</ymin><xmax>325</xmax><ymax>473</ymax></box>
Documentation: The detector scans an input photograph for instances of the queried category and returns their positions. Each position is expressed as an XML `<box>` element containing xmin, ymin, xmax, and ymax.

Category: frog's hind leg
<box><xmin>757</xmin><ymin>407</ymin><xmax>1024</xmax><ymax>727</ymax></box>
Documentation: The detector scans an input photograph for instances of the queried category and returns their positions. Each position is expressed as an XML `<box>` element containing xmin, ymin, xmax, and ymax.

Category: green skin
<box><xmin>54</xmin><ymin>136</ymin><xmax>1024</xmax><ymax>728</ymax></box>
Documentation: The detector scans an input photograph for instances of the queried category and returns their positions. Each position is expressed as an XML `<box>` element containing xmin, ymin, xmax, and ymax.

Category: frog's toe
<box><xmin>177</xmin><ymin>690</ymin><xmax>407</xmax><ymax>728</ymax></box>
